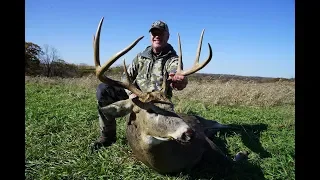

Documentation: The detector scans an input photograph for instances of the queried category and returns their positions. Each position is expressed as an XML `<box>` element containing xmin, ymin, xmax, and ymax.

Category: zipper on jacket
<box><xmin>147</xmin><ymin>57</ymin><xmax>155</xmax><ymax>79</ymax></box>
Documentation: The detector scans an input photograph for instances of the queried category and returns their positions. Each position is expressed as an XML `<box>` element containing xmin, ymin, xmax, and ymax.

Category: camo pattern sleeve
<box><xmin>165</xmin><ymin>55</ymin><xmax>181</xmax><ymax>75</ymax></box>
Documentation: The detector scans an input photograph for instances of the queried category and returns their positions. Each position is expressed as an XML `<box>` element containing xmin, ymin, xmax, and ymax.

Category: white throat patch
<box><xmin>142</xmin><ymin>133</ymin><xmax>170</xmax><ymax>145</ymax></box>
<box><xmin>167</xmin><ymin>125</ymin><xmax>189</xmax><ymax>139</ymax></box>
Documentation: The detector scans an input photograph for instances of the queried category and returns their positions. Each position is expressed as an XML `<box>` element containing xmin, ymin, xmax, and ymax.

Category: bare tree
<box><xmin>40</xmin><ymin>44</ymin><xmax>60</xmax><ymax>77</ymax></box>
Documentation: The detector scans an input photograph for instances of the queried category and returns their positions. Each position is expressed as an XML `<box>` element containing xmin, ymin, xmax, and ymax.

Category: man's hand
<box><xmin>169</xmin><ymin>73</ymin><xmax>188</xmax><ymax>90</ymax></box>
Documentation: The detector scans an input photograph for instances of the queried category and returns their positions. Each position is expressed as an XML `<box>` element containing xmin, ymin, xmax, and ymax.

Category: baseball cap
<box><xmin>149</xmin><ymin>20</ymin><xmax>169</xmax><ymax>33</ymax></box>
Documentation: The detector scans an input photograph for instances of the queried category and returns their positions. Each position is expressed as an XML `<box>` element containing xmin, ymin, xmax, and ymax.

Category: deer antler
<box><xmin>176</xmin><ymin>29</ymin><xmax>212</xmax><ymax>76</ymax></box>
<box><xmin>161</xmin><ymin>29</ymin><xmax>212</xmax><ymax>93</ymax></box>
<box><xmin>93</xmin><ymin>17</ymin><xmax>144</xmax><ymax>97</ymax></box>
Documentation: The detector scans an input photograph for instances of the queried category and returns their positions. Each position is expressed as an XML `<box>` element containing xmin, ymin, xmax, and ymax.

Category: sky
<box><xmin>25</xmin><ymin>0</ymin><xmax>295</xmax><ymax>78</ymax></box>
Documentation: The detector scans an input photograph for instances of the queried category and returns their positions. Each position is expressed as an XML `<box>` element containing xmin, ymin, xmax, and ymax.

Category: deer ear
<box><xmin>99</xmin><ymin>99</ymin><xmax>134</xmax><ymax>118</ymax></box>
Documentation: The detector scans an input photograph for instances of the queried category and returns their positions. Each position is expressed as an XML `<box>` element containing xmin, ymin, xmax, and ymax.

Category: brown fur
<box><xmin>125</xmin><ymin>107</ymin><xmax>230</xmax><ymax>173</ymax></box>
<box><xmin>126</xmin><ymin>112</ymin><xmax>204</xmax><ymax>173</ymax></box>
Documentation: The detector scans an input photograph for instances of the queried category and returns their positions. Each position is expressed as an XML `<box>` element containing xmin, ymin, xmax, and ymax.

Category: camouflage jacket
<box><xmin>121</xmin><ymin>44</ymin><xmax>181</xmax><ymax>99</ymax></box>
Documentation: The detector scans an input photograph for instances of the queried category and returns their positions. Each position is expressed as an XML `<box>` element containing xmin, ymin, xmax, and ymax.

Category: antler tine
<box><xmin>160</xmin><ymin>70</ymin><xmax>169</xmax><ymax>95</ymax></box>
<box><xmin>93</xmin><ymin>17</ymin><xmax>144</xmax><ymax>97</ymax></box>
<box><xmin>122</xmin><ymin>59</ymin><xmax>144</xmax><ymax>96</ymax></box>
<box><xmin>177</xmin><ymin>33</ymin><xmax>182</xmax><ymax>72</ymax></box>
<box><xmin>160</xmin><ymin>33</ymin><xmax>183</xmax><ymax>95</ymax></box>
<box><xmin>176</xmin><ymin>29</ymin><xmax>212</xmax><ymax>76</ymax></box>
<box><xmin>93</xmin><ymin>17</ymin><xmax>104</xmax><ymax>68</ymax></box>
<box><xmin>194</xmin><ymin>29</ymin><xmax>205</xmax><ymax>66</ymax></box>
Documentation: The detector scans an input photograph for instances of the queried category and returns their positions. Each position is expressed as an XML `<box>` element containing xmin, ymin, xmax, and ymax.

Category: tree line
<box><xmin>25</xmin><ymin>41</ymin><xmax>100</xmax><ymax>77</ymax></box>
<box><xmin>25</xmin><ymin>42</ymin><xmax>294</xmax><ymax>82</ymax></box>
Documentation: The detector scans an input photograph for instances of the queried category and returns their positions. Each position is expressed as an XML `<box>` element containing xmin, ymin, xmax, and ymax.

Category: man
<box><xmin>93</xmin><ymin>20</ymin><xmax>188</xmax><ymax>150</ymax></box>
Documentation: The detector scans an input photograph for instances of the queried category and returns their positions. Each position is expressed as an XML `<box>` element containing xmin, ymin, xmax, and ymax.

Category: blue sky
<box><xmin>26</xmin><ymin>0</ymin><xmax>295</xmax><ymax>78</ymax></box>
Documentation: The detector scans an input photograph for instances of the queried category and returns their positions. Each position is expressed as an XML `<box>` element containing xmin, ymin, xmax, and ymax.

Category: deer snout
<box><xmin>168</xmin><ymin>125</ymin><xmax>195</xmax><ymax>143</ymax></box>
<box><xmin>179</xmin><ymin>128</ymin><xmax>195</xmax><ymax>142</ymax></box>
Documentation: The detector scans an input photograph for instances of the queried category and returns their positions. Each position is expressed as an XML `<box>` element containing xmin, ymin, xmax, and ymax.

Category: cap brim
<box><xmin>149</xmin><ymin>27</ymin><xmax>166</xmax><ymax>32</ymax></box>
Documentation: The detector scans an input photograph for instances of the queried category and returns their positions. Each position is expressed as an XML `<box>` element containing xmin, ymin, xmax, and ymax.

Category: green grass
<box><xmin>25</xmin><ymin>81</ymin><xmax>295</xmax><ymax>180</ymax></box>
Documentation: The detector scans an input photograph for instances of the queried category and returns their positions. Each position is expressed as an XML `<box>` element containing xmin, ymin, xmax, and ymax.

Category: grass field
<box><xmin>25</xmin><ymin>75</ymin><xmax>295</xmax><ymax>180</ymax></box>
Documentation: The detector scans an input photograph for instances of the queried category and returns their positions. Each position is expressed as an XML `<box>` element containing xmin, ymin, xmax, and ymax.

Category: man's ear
<box><xmin>99</xmin><ymin>99</ymin><xmax>134</xmax><ymax>118</ymax></box>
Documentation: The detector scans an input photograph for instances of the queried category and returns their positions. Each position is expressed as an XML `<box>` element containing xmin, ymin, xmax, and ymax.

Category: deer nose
<box><xmin>181</xmin><ymin>128</ymin><xmax>195</xmax><ymax>142</ymax></box>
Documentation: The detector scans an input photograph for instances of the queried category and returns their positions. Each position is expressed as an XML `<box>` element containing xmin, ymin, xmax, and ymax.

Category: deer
<box><xmin>92</xmin><ymin>17</ymin><xmax>247</xmax><ymax>174</ymax></box>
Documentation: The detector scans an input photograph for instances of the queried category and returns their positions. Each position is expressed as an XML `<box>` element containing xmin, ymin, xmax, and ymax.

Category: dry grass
<box><xmin>173</xmin><ymin>79</ymin><xmax>294</xmax><ymax>107</ymax></box>
<box><xmin>25</xmin><ymin>75</ymin><xmax>295</xmax><ymax>107</ymax></box>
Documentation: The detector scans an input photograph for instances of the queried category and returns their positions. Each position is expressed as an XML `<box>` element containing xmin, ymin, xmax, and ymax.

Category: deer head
<box><xmin>93</xmin><ymin>17</ymin><xmax>212</xmax><ymax>144</ymax></box>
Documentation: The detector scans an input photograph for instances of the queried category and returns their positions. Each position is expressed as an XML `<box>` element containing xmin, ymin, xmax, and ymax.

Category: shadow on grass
<box><xmin>166</xmin><ymin>115</ymin><xmax>270</xmax><ymax>179</ymax></box>
<box><xmin>219</xmin><ymin>123</ymin><xmax>272</xmax><ymax>159</ymax></box>
<box><xmin>177</xmin><ymin>160</ymin><xmax>266</xmax><ymax>180</ymax></box>
<box><xmin>162</xmin><ymin>152</ymin><xmax>266</xmax><ymax>180</ymax></box>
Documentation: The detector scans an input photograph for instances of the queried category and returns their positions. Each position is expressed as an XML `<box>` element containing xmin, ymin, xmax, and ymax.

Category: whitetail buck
<box><xmin>93</xmin><ymin>17</ymin><xmax>247</xmax><ymax>174</ymax></box>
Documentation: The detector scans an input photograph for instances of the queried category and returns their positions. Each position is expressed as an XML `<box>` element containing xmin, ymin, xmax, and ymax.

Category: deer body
<box><xmin>126</xmin><ymin>112</ymin><xmax>207</xmax><ymax>173</ymax></box>
<box><xmin>101</xmin><ymin>98</ymin><xmax>230</xmax><ymax>173</ymax></box>
<box><xmin>93</xmin><ymin>17</ymin><xmax>244</xmax><ymax>173</ymax></box>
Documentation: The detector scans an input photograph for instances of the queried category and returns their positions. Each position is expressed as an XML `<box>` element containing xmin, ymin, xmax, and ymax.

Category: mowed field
<box><xmin>25</xmin><ymin>75</ymin><xmax>295</xmax><ymax>180</ymax></box>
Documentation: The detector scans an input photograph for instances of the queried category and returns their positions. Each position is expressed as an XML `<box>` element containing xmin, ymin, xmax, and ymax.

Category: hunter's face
<box><xmin>150</xmin><ymin>29</ymin><xmax>169</xmax><ymax>50</ymax></box>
